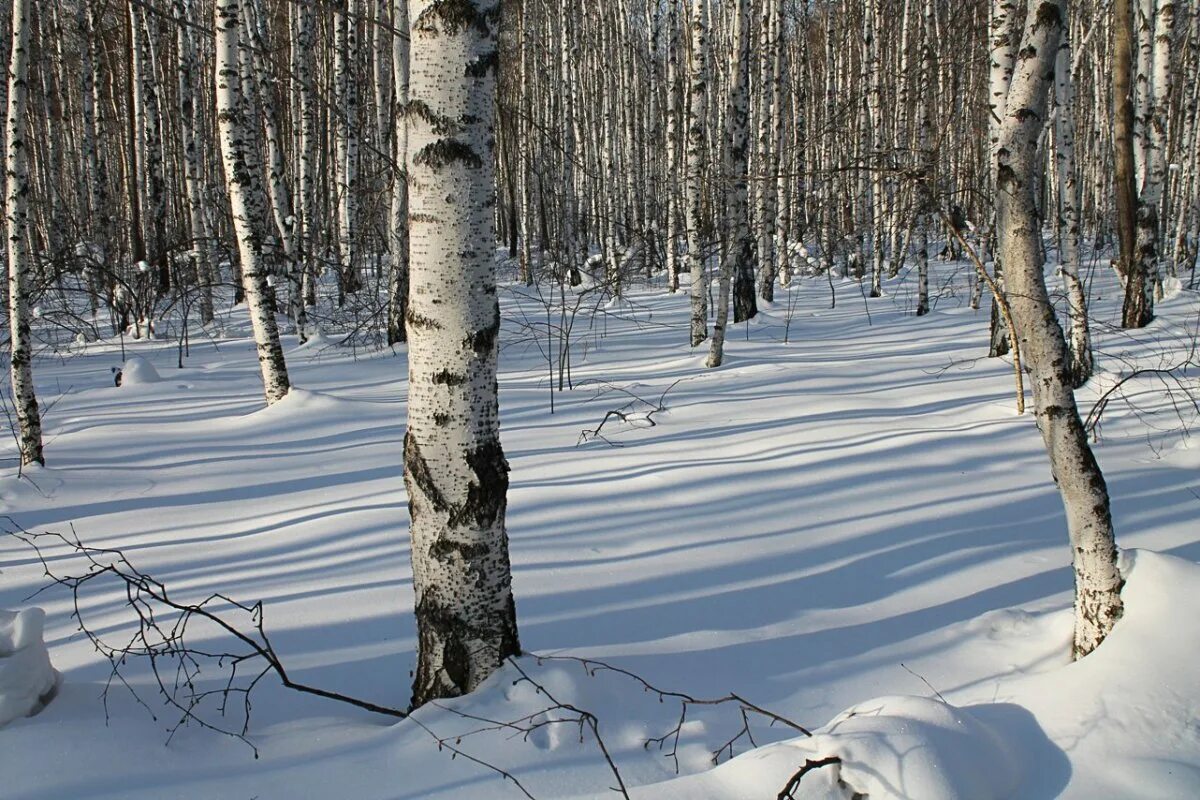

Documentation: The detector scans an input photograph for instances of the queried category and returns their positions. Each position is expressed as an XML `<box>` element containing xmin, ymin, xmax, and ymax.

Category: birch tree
<box><xmin>5</xmin><ymin>0</ymin><xmax>43</xmax><ymax>467</ymax></box>
<box><xmin>997</xmin><ymin>0</ymin><xmax>1123</xmax><ymax>659</ymax></box>
<box><xmin>686</xmin><ymin>0</ymin><xmax>708</xmax><ymax>347</ymax></box>
<box><xmin>1113</xmin><ymin>0</ymin><xmax>1141</xmax><ymax>320</ymax></box>
<box><xmin>215</xmin><ymin>0</ymin><xmax>290</xmax><ymax>406</ymax></box>
<box><xmin>386</xmin><ymin>0</ymin><xmax>410</xmax><ymax>346</ymax></box>
<box><xmin>404</xmin><ymin>0</ymin><xmax>521</xmax><ymax>707</ymax></box>
<box><xmin>1053</xmin><ymin>28</ymin><xmax>1092</xmax><ymax>386</ymax></box>
<box><xmin>707</xmin><ymin>0</ymin><xmax>752</xmax><ymax>368</ymax></box>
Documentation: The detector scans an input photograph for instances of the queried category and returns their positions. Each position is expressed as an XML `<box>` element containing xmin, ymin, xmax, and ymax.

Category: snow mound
<box><xmin>792</xmin><ymin>695</ymin><xmax>1020</xmax><ymax>799</ymax></box>
<box><xmin>1161</xmin><ymin>276</ymin><xmax>1184</xmax><ymax>302</ymax></box>
<box><xmin>120</xmin><ymin>355</ymin><xmax>161</xmax><ymax>386</ymax></box>
<box><xmin>0</xmin><ymin>608</ymin><xmax>57</xmax><ymax>727</ymax></box>
<box><xmin>238</xmin><ymin>387</ymin><xmax>351</xmax><ymax>425</ymax></box>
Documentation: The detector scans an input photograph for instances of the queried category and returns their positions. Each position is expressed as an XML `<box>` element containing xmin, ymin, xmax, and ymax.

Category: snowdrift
<box><xmin>0</xmin><ymin>608</ymin><xmax>57</xmax><ymax>727</ymax></box>
<box><xmin>641</xmin><ymin>550</ymin><xmax>1200</xmax><ymax>799</ymax></box>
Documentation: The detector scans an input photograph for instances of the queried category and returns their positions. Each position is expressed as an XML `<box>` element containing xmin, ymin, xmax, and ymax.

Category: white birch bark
<box><xmin>915</xmin><ymin>0</ymin><xmax>933</xmax><ymax>317</ymax></box>
<box><xmin>754</xmin><ymin>0</ymin><xmax>776</xmax><ymax>302</ymax></box>
<box><xmin>244</xmin><ymin>0</ymin><xmax>303</xmax><ymax>332</ymax></box>
<box><xmin>1053</xmin><ymin>31</ymin><xmax>1093</xmax><ymax>386</ymax></box>
<box><xmin>5</xmin><ymin>0</ymin><xmax>43</xmax><ymax>467</ymax></box>
<box><xmin>132</xmin><ymin>5</ymin><xmax>167</xmax><ymax>294</ymax></box>
<box><xmin>405</xmin><ymin>0</ymin><xmax>520</xmax><ymax>707</ymax></box>
<box><xmin>1137</xmin><ymin>0</ymin><xmax>1174</xmax><ymax>297</ymax></box>
<box><xmin>293</xmin><ymin>0</ymin><xmax>318</xmax><ymax>310</ymax></box>
<box><xmin>176</xmin><ymin>0</ymin><xmax>215</xmax><ymax>326</ymax></box>
<box><xmin>997</xmin><ymin>0</ymin><xmax>1123</xmax><ymax>660</ymax></box>
<box><xmin>215</xmin><ymin>0</ymin><xmax>290</xmax><ymax>406</ymax></box>
<box><xmin>987</xmin><ymin>0</ymin><xmax>1020</xmax><ymax>355</ymax></box>
<box><xmin>334</xmin><ymin>0</ymin><xmax>359</xmax><ymax>295</ymax></box>
<box><xmin>386</xmin><ymin>0</ymin><xmax>409</xmax><ymax>345</ymax></box>
<box><xmin>706</xmin><ymin>0</ymin><xmax>751</xmax><ymax>368</ymax></box>
<box><xmin>686</xmin><ymin>0</ymin><xmax>708</xmax><ymax>347</ymax></box>
<box><xmin>666</xmin><ymin>0</ymin><xmax>682</xmax><ymax>293</ymax></box>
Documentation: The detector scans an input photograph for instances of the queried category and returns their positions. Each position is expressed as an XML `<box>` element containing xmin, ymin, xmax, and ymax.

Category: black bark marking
<box><xmin>414</xmin><ymin>139</ymin><xmax>483</xmax><ymax>170</ymax></box>
<box><xmin>404</xmin><ymin>432</ymin><xmax>449</xmax><ymax>514</ymax></box>
<box><xmin>465</xmin><ymin>49</ymin><xmax>498</xmax><ymax>77</ymax></box>
<box><xmin>432</xmin><ymin>369</ymin><xmax>467</xmax><ymax>386</ymax></box>
<box><xmin>430</xmin><ymin>537</ymin><xmax>490</xmax><ymax>562</ymax></box>
<box><xmin>463</xmin><ymin>302</ymin><xmax>501</xmax><ymax>353</ymax></box>
<box><xmin>414</xmin><ymin>0</ymin><xmax>490</xmax><ymax>36</ymax></box>
<box><xmin>447</xmin><ymin>438</ymin><xmax>509</xmax><ymax>530</ymax></box>
<box><xmin>402</xmin><ymin>99</ymin><xmax>458</xmax><ymax>136</ymax></box>
<box><xmin>405</xmin><ymin>307</ymin><xmax>444</xmax><ymax>330</ymax></box>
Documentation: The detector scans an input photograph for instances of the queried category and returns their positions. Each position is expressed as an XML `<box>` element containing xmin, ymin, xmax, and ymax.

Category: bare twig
<box><xmin>777</xmin><ymin>757</ymin><xmax>843</xmax><ymax>799</ymax></box>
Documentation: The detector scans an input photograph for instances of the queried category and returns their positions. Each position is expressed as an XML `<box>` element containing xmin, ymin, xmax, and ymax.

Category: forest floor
<box><xmin>2</xmin><ymin>254</ymin><xmax>1199</xmax><ymax>799</ymax></box>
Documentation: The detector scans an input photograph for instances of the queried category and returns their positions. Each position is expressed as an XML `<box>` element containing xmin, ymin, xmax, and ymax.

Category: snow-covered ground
<box><xmin>1</xmin><ymin>259</ymin><xmax>1198</xmax><ymax>799</ymax></box>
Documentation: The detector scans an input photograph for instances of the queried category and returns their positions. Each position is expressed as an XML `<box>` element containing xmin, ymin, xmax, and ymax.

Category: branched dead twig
<box><xmin>776</xmin><ymin>757</ymin><xmax>843</xmax><ymax>799</ymax></box>
<box><xmin>533</xmin><ymin>654</ymin><xmax>811</xmax><ymax>772</ymax></box>
<box><xmin>576</xmin><ymin>379</ymin><xmax>683</xmax><ymax>446</ymax></box>
<box><xmin>3</xmin><ymin>522</ymin><xmax>407</xmax><ymax>759</ymax></box>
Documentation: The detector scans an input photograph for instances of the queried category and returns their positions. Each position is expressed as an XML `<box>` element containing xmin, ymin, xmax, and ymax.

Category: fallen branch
<box><xmin>4</xmin><ymin>522</ymin><xmax>406</xmax><ymax>758</ymax></box>
<box><xmin>777</xmin><ymin>756</ymin><xmax>843</xmax><ymax>799</ymax></box>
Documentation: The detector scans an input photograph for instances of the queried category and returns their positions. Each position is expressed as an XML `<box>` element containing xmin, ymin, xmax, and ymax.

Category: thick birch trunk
<box><xmin>405</xmin><ymin>0</ymin><xmax>520</xmax><ymax>708</ymax></box>
<box><xmin>997</xmin><ymin>0</ymin><xmax>1123</xmax><ymax>660</ymax></box>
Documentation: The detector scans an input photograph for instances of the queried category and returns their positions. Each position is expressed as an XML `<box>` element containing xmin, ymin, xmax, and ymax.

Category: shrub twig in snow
<box><xmin>4</xmin><ymin>523</ymin><xmax>407</xmax><ymax>758</ymax></box>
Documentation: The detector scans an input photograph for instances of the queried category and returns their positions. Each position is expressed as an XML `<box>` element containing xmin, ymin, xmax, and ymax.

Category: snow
<box><xmin>0</xmin><ymin>608</ymin><xmax>58</xmax><ymax>727</ymax></box>
<box><xmin>0</xmin><ymin>256</ymin><xmax>1198</xmax><ymax>798</ymax></box>
<box><xmin>119</xmin><ymin>355</ymin><xmax>162</xmax><ymax>386</ymax></box>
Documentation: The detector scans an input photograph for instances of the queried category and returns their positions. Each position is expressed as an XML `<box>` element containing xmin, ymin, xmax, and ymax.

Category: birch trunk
<box><xmin>215</xmin><ymin>0</ymin><xmax>290</xmax><ymax>406</ymax></box>
<box><xmin>707</xmin><ymin>0</ymin><xmax>751</xmax><ymax>368</ymax></box>
<box><xmin>405</xmin><ymin>0</ymin><xmax>520</xmax><ymax>707</ymax></box>
<box><xmin>293</xmin><ymin>1</ymin><xmax>317</xmax><ymax>311</ymax></box>
<box><xmin>1053</xmin><ymin>31</ymin><xmax>1093</xmax><ymax>386</ymax></box>
<box><xmin>244</xmin><ymin>0</ymin><xmax>303</xmax><ymax>334</ymax></box>
<box><xmin>1113</xmin><ymin>0</ymin><xmax>1141</xmax><ymax>306</ymax></box>
<box><xmin>176</xmin><ymin>0</ymin><xmax>215</xmax><ymax>326</ymax></box>
<box><xmin>334</xmin><ymin>1</ymin><xmax>359</xmax><ymax>296</ymax></box>
<box><xmin>5</xmin><ymin>0</ymin><xmax>43</xmax><ymax>467</ymax></box>
<box><xmin>386</xmin><ymin>0</ymin><xmax>409</xmax><ymax>345</ymax></box>
<box><xmin>988</xmin><ymin>0</ymin><xmax>1020</xmax><ymax>355</ymax></box>
<box><xmin>997</xmin><ymin>0</ymin><xmax>1123</xmax><ymax>660</ymax></box>
<box><xmin>666</xmin><ymin>0</ymin><xmax>681</xmax><ymax>293</ymax></box>
<box><xmin>686</xmin><ymin>0</ymin><xmax>708</xmax><ymax>347</ymax></box>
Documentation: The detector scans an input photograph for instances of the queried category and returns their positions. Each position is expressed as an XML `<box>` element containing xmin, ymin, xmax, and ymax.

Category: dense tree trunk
<box><xmin>686</xmin><ymin>0</ymin><xmax>708</xmax><ymax>348</ymax></box>
<box><xmin>1053</xmin><ymin>28</ymin><xmax>1092</xmax><ymax>386</ymax></box>
<box><xmin>5</xmin><ymin>0</ymin><xmax>43</xmax><ymax>467</ymax></box>
<box><xmin>405</xmin><ymin>0</ymin><xmax>520</xmax><ymax>708</ymax></box>
<box><xmin>997</xmin><ymin>0</ymin><xmax>1123</xmax><ymax>660</ymax></box>
<box><xmin>214</xmin><ymin>0</ymin><xmax>290</xmax><ymax>406</ymax></box>
<box><xmin>1114</xmin><ymin>0</ymin><xmax>1150</xmax><ymax>327</ymax></box>
<box><xmin>707</xmin><ymin>0</ymin><xmax>752</xmax><ymax>367</ymax></box>
<box><xmin>386</xmin><ymin>0</ymin><xmax>410</xmax><ymax>346</ymax></box>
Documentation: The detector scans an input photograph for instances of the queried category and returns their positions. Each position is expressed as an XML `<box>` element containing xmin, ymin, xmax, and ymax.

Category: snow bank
<box><xmin>119</xmin><ymin>355</ymin><xmax>161</xmax><ymax>386</ymax></box>
<box><xmin>644</xmin><ymin>550</ymin><xmax>1200</xmax><ymax>799</ymax></box>
<box><xmin>793</xmin><ymin>695</ymin><xmax>1020</xmax><ymax>799</ymax></box>
<box><xmin>0</xmin><ymin>608</ymin><xmax>57</xmax><ymax>727</ymax></box>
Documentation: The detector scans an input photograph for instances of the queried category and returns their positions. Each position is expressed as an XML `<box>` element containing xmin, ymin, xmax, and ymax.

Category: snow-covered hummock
<box><xmin>0</xmin><ymin>608</ymin><xmax>57</xmax><ymax>727</ymax></box>
<box><xmin>120</xmin><ymin>355</ymin><xmax>161</xmax><ymax>386</ymax></box>
<box><xmin>640</xmin><ymin>550</ymin><xmax>1200</xmax><ymax>800</ymax></box>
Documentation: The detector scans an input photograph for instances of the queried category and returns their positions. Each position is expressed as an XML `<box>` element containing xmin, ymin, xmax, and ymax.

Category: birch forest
<box><xmin>5</xmin><ymin>0</ymin><xmax>1197</xmax><ymax>363</ymax></box>
<box><xmin>3</xmin><ymin>0</ymin><xmax>1200</xmax><ymax>798</ymax></box>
